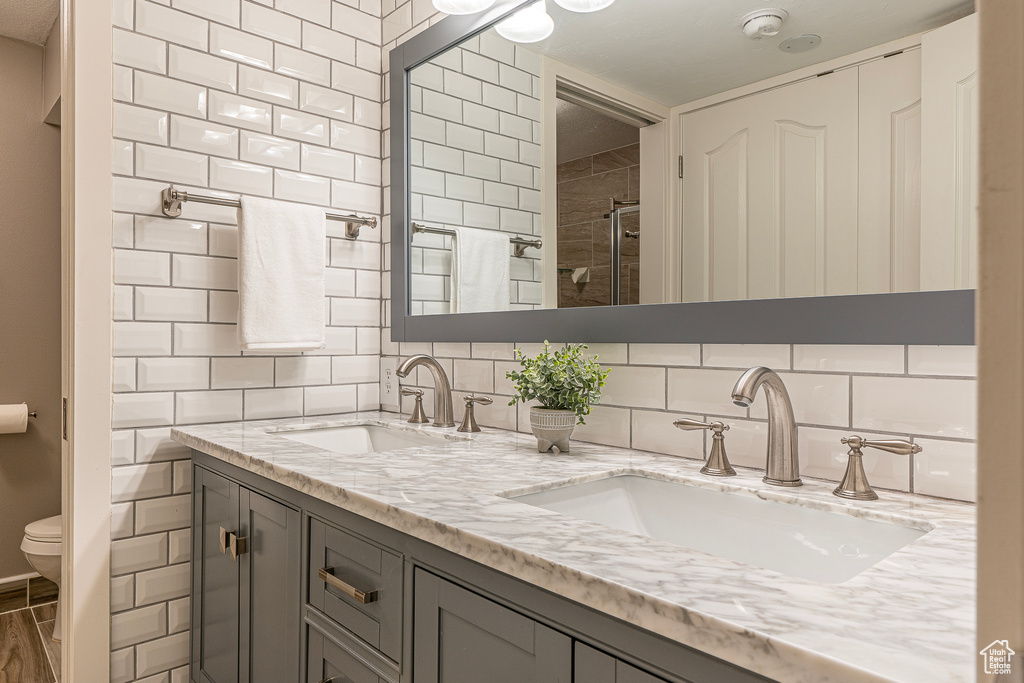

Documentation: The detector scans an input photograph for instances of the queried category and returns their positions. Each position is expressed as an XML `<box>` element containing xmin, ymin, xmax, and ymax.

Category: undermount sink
<box><xmin>508</xmin><ymin>474</ymin><xmax>929</xmax><ymax>584</ymax></box>
<box><xmin>271</xmin><ymin>423</ymin><xmax>460</xmax><ymax>455</ymax></box>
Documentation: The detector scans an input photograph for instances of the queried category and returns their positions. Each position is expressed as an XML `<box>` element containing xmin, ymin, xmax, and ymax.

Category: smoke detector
<box><xmin>741</xmin><ymin>8</ymin><xmax>788</xmax><ymax>40</ymax></box>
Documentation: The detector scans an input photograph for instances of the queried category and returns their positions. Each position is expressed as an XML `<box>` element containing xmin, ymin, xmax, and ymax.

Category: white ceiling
<box><xmin>0</xmin><ymin>0</ymin><xmax>59</xmax><ymax>45</ymax></box>
<box><xmin>523</xmin><ymin>0</ymin><xmax>975</xmax><ymax>107</ymax></box>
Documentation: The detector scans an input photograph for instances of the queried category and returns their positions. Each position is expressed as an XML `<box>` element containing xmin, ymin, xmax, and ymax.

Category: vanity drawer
<box><xmin>307</xmin><ymin>621</ymin><xmax>396</xmax><ymax>683</ymax></box>
<box><xmin>308</xmin><ymin>518</ymin><xmax>403</xmax><ymax>662</ymax></box>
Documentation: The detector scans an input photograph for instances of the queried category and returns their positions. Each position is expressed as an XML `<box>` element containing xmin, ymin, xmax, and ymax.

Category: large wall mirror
<box><xmin>390</xmin><ymin>0</ymin><xmax>976</xmax><ymax>343</ymax></box>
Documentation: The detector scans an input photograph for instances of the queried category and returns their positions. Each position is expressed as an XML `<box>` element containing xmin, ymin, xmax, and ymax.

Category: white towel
<box><xmin>451</xmin><ymin>227</ymin><xmax>511</xmax><ymax>314</ymax></box>
<box><xmin>238</xmin><ymin>197</ymin><xmax>326</xmax><ymax>350</ymax></box>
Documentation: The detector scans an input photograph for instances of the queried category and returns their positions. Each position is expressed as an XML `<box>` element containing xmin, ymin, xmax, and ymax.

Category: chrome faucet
<box><xmin>396</xmin><ymin>354</ymin><xmax>455</xmax><ymax>428</ymax></box>
<box><xmin>731</xmin><ymin>367</ymin><xmax>802</xmax><ymax>487</ymax></box>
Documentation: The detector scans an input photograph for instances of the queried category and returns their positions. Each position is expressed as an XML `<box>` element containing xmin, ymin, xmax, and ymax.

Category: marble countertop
<box><xmin>172</xmin><ymin>412</ymin><xmax>976</xmax><ymax>683</ymax></box>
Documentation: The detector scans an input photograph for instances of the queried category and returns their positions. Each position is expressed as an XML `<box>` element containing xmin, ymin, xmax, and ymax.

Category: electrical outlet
<box><xmin>380</xmin><ymin>357</ymin><xmax>399</xmax><ymax>408</ymax></box>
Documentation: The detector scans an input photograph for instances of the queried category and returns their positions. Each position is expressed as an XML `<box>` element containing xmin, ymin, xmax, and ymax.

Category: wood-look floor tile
<box><xmin>28</xmin><ymin>578</ymin><xmax>57</xmax><ymax>608</ymax></box>
<box><xmin>31</xmin><ymin>603</ymin><xmax>55</xmax><ymax>623</ymax></box>
<box><xmin>0</xmin><ymin>609</ymin><xmax>54</xmax><ymax>683</ymax></box>
<box><xmin>0</xmin><ymin>582</ymin><xmax>26</xmax><ymax>616</ymax></box>
<box><xmin>35</xmin><ymin>620</ymin><xmax>60</xmax><ymax>682</ymax></box>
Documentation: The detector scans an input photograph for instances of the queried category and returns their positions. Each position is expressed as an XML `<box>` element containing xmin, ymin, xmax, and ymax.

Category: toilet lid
<box><xmin>25</xmin><ymin>515</ymin><xmax>61</xmax><ymax>541</ymax></box>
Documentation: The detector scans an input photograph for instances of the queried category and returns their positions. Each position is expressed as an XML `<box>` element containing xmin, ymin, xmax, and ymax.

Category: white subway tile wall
<box><xmin>101</xmin><ymin>0</ymin><xmax>980</xmax><ymax>676</ymax></box>
<box><xmin>387</xmin><ymin>341</ymin><xmax>979</xmax><ymax>505</ymax></box>
<box><xmin>110</xmin><ymin>0</ymin><xmax>384</xmax><ymax>678</ymax></box>
<box><xmin>408</xmin><ymin>32</ymin><xmax>542</xmax><ymax>314</ymax></box>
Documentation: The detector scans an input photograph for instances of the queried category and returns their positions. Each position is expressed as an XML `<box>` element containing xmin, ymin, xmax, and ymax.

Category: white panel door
<box><xmin>858</xmin><ymin>49</ymin><xmax>923</xmax><ymax>294</ymax></box>
<box><xmin>920</xmin><ymin>13</ymin><xmax>979</xmax><ymax>291</ymax></box>
<box><xmin>682</xmin><ymin>69</ymin><xmax>859</xmax><ymax>302</ymax></box>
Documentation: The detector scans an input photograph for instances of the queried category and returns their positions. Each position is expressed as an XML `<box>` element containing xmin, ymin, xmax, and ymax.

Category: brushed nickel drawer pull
<box><xmin>318</xmin><ymin>567</ymin><xmax>379</xmax><ymax>604</ymax></box>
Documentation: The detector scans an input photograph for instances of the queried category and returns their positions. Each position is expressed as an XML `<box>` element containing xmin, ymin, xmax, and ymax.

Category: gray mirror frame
<box><xmin>389</xmin><ymin>2</ymin><xmax>975</xmax><ymax>345</ymax></box>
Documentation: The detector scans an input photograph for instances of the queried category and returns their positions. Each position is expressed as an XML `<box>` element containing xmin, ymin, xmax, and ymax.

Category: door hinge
<box><xmin>678</xmin><ymin>155</ymin><xmax>684</xmax><ymax>179</ymax></box>
<box><xmin>62</xmin><ymin>398</ymin><xmax>67</xmax><ymax>441</ymax></box>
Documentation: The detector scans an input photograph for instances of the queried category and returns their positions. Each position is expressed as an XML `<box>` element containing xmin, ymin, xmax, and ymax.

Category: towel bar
<box><xmin>411</xmin><ymin>222</ymin><xmax>541</xmax><ymax>258</ymax></box>
<box><xmin>160</xmin><ymin>185</ymin><xmax>378</xmax><ymax>239</ymax></box>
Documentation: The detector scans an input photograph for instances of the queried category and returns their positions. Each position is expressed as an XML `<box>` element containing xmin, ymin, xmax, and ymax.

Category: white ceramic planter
<box><xmin>530</xmin><ymin>407</ymin><xmax>577</xmax><ymax>453</ymax></box>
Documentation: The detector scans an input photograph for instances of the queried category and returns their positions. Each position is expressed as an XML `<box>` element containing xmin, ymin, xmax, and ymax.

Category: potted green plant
<box><xmin>506</xmin><ymin>342</ymin><xmax>610</xmax><ymax>453</ymax></box>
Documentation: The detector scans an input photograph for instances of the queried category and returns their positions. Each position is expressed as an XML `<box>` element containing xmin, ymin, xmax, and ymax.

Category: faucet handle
<box><xmin>841</xmin><ymin>435</ymin><xmax>922</xmax><ymax>456</ymax></box>
<box><xmin>674</xmin><ymin>419</ymin><xmax>735</xmax><ymax>477</ymax></box>
<box><xmin>835</xmin><ymin>436</ymin><xmax>922</xmax><ymax>500</ymax></box>
<box><xmin>673</xmin><ymin>418</ymin><xmax>729</xmax><ymax>435</ymax></box>
<box><xmin>401</xmin><ymin>387</ymin><xmax>430</xmax><ymax>424</ymax></box>
<box><xmin>457</xmin><ymin>395</ymin><xmax>491</xmax><ymax>433</ymax></box>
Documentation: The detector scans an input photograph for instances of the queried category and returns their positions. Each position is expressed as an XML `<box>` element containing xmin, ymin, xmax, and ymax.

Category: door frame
<box><xmin>977</xmin><ymin>0</ymin><xmax>1024</xmax><ymax>678</ymax></box>
<box><xmin>61</xmin><ymin>0</ymin><xmax>113</xmax><ymax>679</ymax></box>
<box><xmin>538</xmin><ymin>56</ymin><xmax>671</xmax><ymax>308</ymax></box>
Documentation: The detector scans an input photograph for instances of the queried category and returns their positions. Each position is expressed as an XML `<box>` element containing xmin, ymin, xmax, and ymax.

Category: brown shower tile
<box><xmin>627</xmin><ymin>165</ymin><xmax>640</xmax><ymax>200</ymax></box>
<box><xmin>593</xmin><ymin>143</ymin><xmax>640</xmax><ymax>174</ymax></box>
<box><xmin>556</xmin><ymin>221</ymin><xmax>592</xmax><ymax>243</ymax></box>
<box><xmin>620</xmin><ymin>264</ymin><xmax>642</xmax><ymax>306</ymax></box>
<box><xmin>0</xmin><ymin>580</ymin><xmax>26</xmax><ymax>615</ymax></box>
<box><xmin>556</xmin><ymin>239</ymin><xmax>593</xmax><ymax>268</ymax></box>
<box><xmin>28</xmin><ymin>577</ymin><xmax>58</xmax><ymax>607</ymax></box>
<box><xmin>557</xmin><ymin>156</ymin><xmax>592</xmax><ymax>183</ymax></box>
<box><xmin>0</xmin><ymin>609</ymin><xmax>54</xmax><ymax>682</ymax></box>
<box><xmin>558</xmin><ymin>266</ymin><xmax>611</xmax><ymax>308</ymax></box>
<box><xmin>557</xmin><ymin>169</ymin><xmax>628</xmax><ymax>225</ymax></box>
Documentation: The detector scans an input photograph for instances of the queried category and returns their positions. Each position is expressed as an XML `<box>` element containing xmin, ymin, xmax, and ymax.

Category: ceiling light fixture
<box><xmin>432</xmin><ymin>0</ymin><xmax>496</xmax><ymax>15</ymax></box>
<box><xmin>553</xmin><ymin>0</ymin><xmax>615</xmax><ymax>12</ymax></box>
<box><xmin>495</xmin><ymin>0</ymin><xmax>554</xmax><ymax>43</ymax></box>
<box><xmin>740</xmin><ymin>8</ymin><xmax>788</xmax><ymax>40</ymax></box>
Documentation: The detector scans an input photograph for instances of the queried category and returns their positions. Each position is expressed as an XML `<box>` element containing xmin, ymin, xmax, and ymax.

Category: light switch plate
<box><xmin>380</xmin><ymin>357</ymin><xmax>399</xmax><ymax>409</ymax></box>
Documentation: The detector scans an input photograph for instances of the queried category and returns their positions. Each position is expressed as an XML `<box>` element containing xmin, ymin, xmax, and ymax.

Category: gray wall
<box><xmin>0</xmin><ymin>35</ymin><xmax>62</xmax><ymax>580</ymax></box>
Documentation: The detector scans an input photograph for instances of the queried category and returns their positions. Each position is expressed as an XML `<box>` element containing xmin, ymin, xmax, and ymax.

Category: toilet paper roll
<box><xmin>0</xmin><ymin>403</ymin><xmax>28</xmax><ymax>434</ymax></box>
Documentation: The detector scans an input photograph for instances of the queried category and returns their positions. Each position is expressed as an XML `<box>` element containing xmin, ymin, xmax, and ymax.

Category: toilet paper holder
<box><xmin>28</xmin><ymin>411</ymin><xmax>37</xmax><ymax>418</ymax></box>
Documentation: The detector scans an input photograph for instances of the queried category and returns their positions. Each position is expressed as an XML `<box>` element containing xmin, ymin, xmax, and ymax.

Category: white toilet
<box><xmin>21</xmin><ymin>514</ymin><xmax>62</xmax><ymax>641</ymax></box>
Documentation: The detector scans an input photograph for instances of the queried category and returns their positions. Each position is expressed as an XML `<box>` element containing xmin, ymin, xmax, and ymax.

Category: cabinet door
<box><xmin>574</xmin><ymin>643</ymin><xmax>673</xmax><ymax>683</ymax></box>
<box><xmin>239</xmin><ymin>488</ymin><xmax>302</xmax><ymax>683</ymax></box>
<box><xmin>192</xmin><ymin>467</ymin><xmax>241</xmax><ymax>683</ymax></box>
<box><xmin>413</xmin><ymin>569</ymin><xmax>571</xmax><ymax>683</ymax></box>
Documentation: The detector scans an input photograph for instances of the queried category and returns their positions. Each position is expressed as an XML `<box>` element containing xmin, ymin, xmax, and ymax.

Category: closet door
<box><xmin>920</xmin><ymin>13</ymin><xmax>979</xmax><ymax>290</ymax></box>
<box><xmin>858</xmin><ymin>50</ymin><xmax>923</xmax><ymax>294</ymax></box>
<box><xmin>681</xmin><ymin>69</ymin><xmax>859</xmax><ymax>302</ymax></box>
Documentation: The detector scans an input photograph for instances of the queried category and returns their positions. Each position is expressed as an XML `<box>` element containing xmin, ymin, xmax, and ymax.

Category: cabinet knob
<box><xmin>218</xmin><ymin>526</ymin><xmax>229</xmax><ymax>554</ymax></box>
<box><xmin>229</xmin><ymin>533</ymin><xmax>247</xmax><ymax>560</ymax></box>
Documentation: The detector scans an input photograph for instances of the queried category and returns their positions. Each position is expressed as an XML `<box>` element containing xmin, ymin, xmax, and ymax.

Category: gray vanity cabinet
<box><xmin>191</xmin><ymin>467</ymin><xmax>302</xmax><ymax>683</ymax></box>
<box><xmin>412</xmin><ymin>569</ymin><xmax>572</xmax><ymax>683</ymax></box>
<box><xmin>190</xmin><ymin>452</ymin><xmax>773</xmax><ymax>683</ymax></box>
